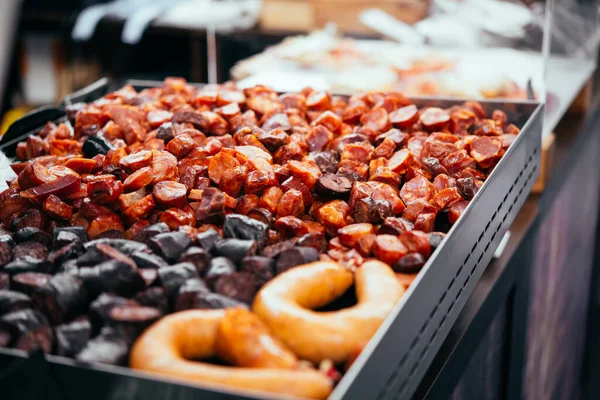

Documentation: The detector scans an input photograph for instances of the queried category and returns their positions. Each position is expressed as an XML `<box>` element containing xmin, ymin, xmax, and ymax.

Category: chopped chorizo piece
<box><xmin>245</xmin><ymin>170</ymin><xmax>278</xmax><ymax>195</ymax></box>
<box><xmin>274</xmin><ymin>216</ymin><xmax>309</xmax><ymax>237</ymax></box>
<box><xmin>373</xmin><ymin>137</ymin><xmax>397</xmax><ymax>159</ymax></box>
<box><xmin>316</xmin><ymin>200</ymin><xmax>351</xmax><ymax>234</ymax></box>
<box><xmin>87</xmin><ymin>214</ymin><xmax>125</xmax><ymax>240</ymax></box>
<box><xmin>499</xmin><ymin>134</ymin><xmax>517</xmax><ymax>149</ymax></box>
<box><xmin>361</xmin><ymin>108</ymin><xmax>391</xmax><ymax>133</ymax></box>
<box><xmin>456</xmin><ymin>177</ymin><xmax>481</xmax><ymax>200</ymax></box>
<box><xmin>399</xmin><ymin>231</ymin><xmax>431</xmax><ymax>258</ymax></box>
<box><xmin>119</xmin><ymin>188</ymin><xmax>146</xmax><ymax>210</ymax></box>
<box><xmin>165</xmin><ymin>134</ymin><xmax>196</xmax><ymax>159</ymax></box>
<box><xmin>262</xmin><ymin>113</ymin><xmax>291</xmax><ymax>132</ymax></box>
<box><xmin>119</xmin><ymin>150</ymin><xmax>153</xmax><ymax>172</ymax></box>
<box><xmin>448</xmin><ymin>200</ymin><xmax>469</xmax><ymax>224</ymax></box>
<box><xmin>351</xmin><ymin>181</ymin><xmax>405</xmax><ymax>215</ymax></box>
<box><xmin>449</xmin><ymin>109</ymin><xmax>477</xmax><ymax>135</ymax></box>
<box><xmin>313</xmin><ymin>110</ymin><xmax>342</xmax><ymax>132</ymax></box>
<box><xmin>236</xmin><ymin>194</ymin><xmax>260</xmax><ymax>215</ymax></box>
<box><xmin>159</xmin><ymin>207</ymin><xmax>197</xmax><ymax>230</ymax></box>
<box><xmin>147</xmin><ymin>110</ymin><xmax>173</xmax><ymax>128</ymax></box>
<box><xmin>150</xmin><ymin>151</ymin><xmax>178</xmax><ymax>184</ymax></box>
<box><xmin>402</xmin><ymin>198</ymin><xmax>438</xmax><ymax>223</ymax></box>
<box><xmin>153</xmin><ymin>181</ymin><xmax>187</xmax><ymax>209</ymax></box>
<box><xmin>420</xmin><ymin>107</ymin><xmax>450</xmax><ymax>131</ymax></box>
<box><xmin>433</xmin><ymin>174</ymin><xmax>456</xmax><ymax>192</ymax></box>
<box><xmin>505</xmin><ymin>123</ymin><xmax>520</xmax><ymax>134</ymax></box>
<box><xmin>414</xmin><ymin>213</ymin><xmax>436</xmax><ymax>233</ymax></box>
<box><xmin>379</xmin><ymin>217</ymin><xmax>413</xmax><ymax>235</ymax></box>
<box><xmin>400</xmin><ymin>176</ymin><xmax>436</xmax><ymax>206</ymax></box>
<box><xmin>389</xmin><ymin>104</ymin><xmax>419</xmax><ymax>129</ymax></box>
<box><xmin>306</xmin><ymin>125</ymin><xmax>334</xmax><ymax>152</ymax></box>
<box><xmin>387</xmin><ymin>149</ymin><xmax>414</xmax><ymax>175</ymax></box>
<box><xmin>88</xmin><ymin>175</ymin><xmax>123</xmax><ymax>205</ymax></box>
<box><xmin>469</xmin><ymin>137</ymin><xmax>504</xmax><ymax>169</ymax></box>
<box><xmin>123</xmin><ymin>167</ymin><xmax>153</xmax><ymax>191</ymax></box>
<box><xmin>276</xmin><ymin>189</ymin><xmax>305</xmax><ymax>219</ymax></box>
<box><xmin>337</xmin><ymin>160</ymin><xmax>369</xmax><ymax>182</ymax></box>
<box><xmin>64</xmin><ymin>158</ymin><xmax>97</xmax><ymax>174</ymax></box>
<box><xmin>338</xmin><ymin>223</ymin><xmax>374</xmax><ymax>248</ymax></box>
<box><xmin>373</xmin><ymin>235</ymin><xmax>409</xmax><ymax>266</ymax></box>
<box><xmin>441</xmin><ymin>150</ymin><xmax>478</xmax><ymax>176</ymax></box>
<box><xmin>287</xmin><ymin>160</ymin><xmax>322</xmax><ymax>189</ymax></box>
<box><xmin>341</xmin><ymin>143</ymin><xmax>374</xmax><ymax>164</ymax></box>
<box><xmin>306</xmin><ymin>91</ymin><xmax>331</xmax><ymax>110</ymax></box>
<box><xmin>474</xmin><ymin>119</ymin><xmax>501</xmax><ymax>136</ymax></box>
<box><xmin>235</xmin><ymin>146</ymin><xmax>273</xmax><ymax>172</ymax></box>
<box><xmin>259</xmin><ymin>187</ymin><xmax>284</xmax><ymax>214</ymax></box>
<box><xmin>43</xmin><ymin>195</ymin><xmax>74</xmax><ymax>220</ymax></box>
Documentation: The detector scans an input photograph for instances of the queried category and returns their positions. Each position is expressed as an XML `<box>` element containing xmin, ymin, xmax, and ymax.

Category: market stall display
<box><xmin>0</xmin><ymin>77</ymin><xmax>542</xmax><ymax>399</ymax></box>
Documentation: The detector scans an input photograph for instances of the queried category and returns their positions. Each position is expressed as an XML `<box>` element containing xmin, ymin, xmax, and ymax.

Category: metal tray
<box><xmin>0</xmin><ymin>79</ymin><xmax>543</xmax><ymax>400</ymax></box>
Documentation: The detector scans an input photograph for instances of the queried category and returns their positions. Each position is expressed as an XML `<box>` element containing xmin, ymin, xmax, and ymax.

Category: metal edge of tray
<box><xmin>0</xmin><ymin>78</ymin><xmax>543</xmax><ymax>400</ymax></box>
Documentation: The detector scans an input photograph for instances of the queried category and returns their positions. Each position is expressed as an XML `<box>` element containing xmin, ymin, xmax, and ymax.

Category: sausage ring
<box><xmin>130</xmin><ymin>309</ymin><xmax>333</xmax><ymax>399</ymax></box>
<box><xmin>252</xmin><ymin>260</ymin><xmax>404</xmax><ymax>364</ymax></box>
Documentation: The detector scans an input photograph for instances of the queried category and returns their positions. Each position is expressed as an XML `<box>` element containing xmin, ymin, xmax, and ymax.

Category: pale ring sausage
<box><xmin>252</xmin><ymin>260</ymin><xmax>404</xmax><ymax>364</ymax></box>
<box><xmin>130</xmin><ymin>309</ymin><xmax>333</xmax><ymax>400</ymax></box>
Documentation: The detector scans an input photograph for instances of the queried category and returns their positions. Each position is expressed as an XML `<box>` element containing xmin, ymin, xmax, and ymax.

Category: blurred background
<box><xmin>0</xmin><ymin>0</ymin><xmax>598</xmax><ymax>138</ymax></box>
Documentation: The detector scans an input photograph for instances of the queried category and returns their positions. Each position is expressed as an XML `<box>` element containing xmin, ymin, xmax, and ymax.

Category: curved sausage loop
<box><xmin>253</xmin><ymin>260</ymin><xmax>405</xmax><ymax>364</ymax></box>
<box><xmin>130</xmin><ymin>309</ymin><xmax>332</xmax><ymax>400</ymax></box>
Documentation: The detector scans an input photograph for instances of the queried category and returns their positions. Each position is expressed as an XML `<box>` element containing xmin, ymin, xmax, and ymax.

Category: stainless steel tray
<box><xmin>0</xmin><ymin>79</ymin><xmax>543</xmax><ymax>400</ymax></box>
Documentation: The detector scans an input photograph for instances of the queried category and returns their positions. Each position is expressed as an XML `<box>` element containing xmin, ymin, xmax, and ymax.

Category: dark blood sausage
<box><xmin>149</xmin><ymin>232</ymin><xmax>192</xmax><ymax>263</ymax></box>
<box><xmin>83</xmin><ymin>238</ymin><xmax>150</xmax><ymax>256</ymax></box>
<box><xmin>393</xmin><ymin>252</ymin><xmax>426</xmax><ymax>273</ymax></box>
<box><xmin>47</xmin><ymin>242</ymin><xmax>84</xmax><ymax>267</ymax></box>
<box><xmin>427</xmin><ymin>232</ymin><xmax>446</xmax><ymax>252</ymax></box>
<box><xmin>32</xmin><ymin>274</ymin><xmax>88</xmax><ymax>325</ymax></box>
<box><xmin>53</xmin><ymin>230</ymin><xmax>84</xmax><ymax>250</ymax></box>
<box><xmin>179</xmin><ymin>247</ymin><xmax>211</xmax><ymax>275</ymax></box>
<box><xmin>196</xmin><ymin>229</ymin><xmax>222</xmax><ymax>252</ymax></box>
<box><xmin>82</xmin><ymin>135</ymin><xmax>114</xmax><ymax>158</ymax></box>
<box><xmin>135</xmin><ymin>287</ymin><xmax>169</xmax><ymax>315</ymax></box>
<box><xmin>184</xmin><ymin>291</ymin><xmax>246</xmax><ymax>311</ymax></box>
<box><xmin>157</xmin><ymin>262</ymin><xmax>198</xmax><ymax>300</ymax></box>
<box><xmin>89</xmin><ymin>293</ymin><xmax>133</xmax><ymax>333</ymax></box>
<box><xmin>76</xmin><ymin>327</ymin><xmax>129</xmax><ymax>366</ymax></box>
<box><xmin>211</xmin><ymin>239</ymin><xmax>257</xmax><ymax>266</ymax></box>
<box><xmin>204</xmin><ymin>257</ymin><xmax>236</xmax><ymax>287</ymax></box>
<box><xmin>55</xmin><ymin>316</ymin><xmax>92</xmax><ymax>357</ymax></box>
<box><xmin>0</xmin><ymin>234</ymin><xmax>14</xmax><ymax>267</ymax></box>
<box><xmin>13</xmin><ymin>241</ymin><xmax>48</xmax><ymax>261</ymax></box>
<box><xmin>315</xmin><ymin>174</ymin><xmax>353</xmax><ymax>198</ymax></box>
<box><xmin>0</xmin><ymin>290</ymin><xmax>32</xmax><ymax>315</ymax></box>
<box><xmin>174</xmin><ymin>278</ymin><xmax>210</xmax><ymax>311</ymax></box>
<box><xmin>108</xmin><ymin>305</ymin><xmax>162</xmax><ymax>342</ymax></box>
<box><xmin>11</xmin><ymin>273</ymin><xmax>51</xmax><ymax>296</ymax></box>
<box><xmin>214</xmin><ymin>272</ymin><xmax>259</xmax><ymax>304</ymax></box>
<box><xmin>15</xmin><ymin>228</ymin><xmax>52</xmax><ymax>248</ymax></box>
<box><xmin>275</xmin><ymin>246</ymin><xmax>320</xmax><ymax>274</ymax></box>
<box><xmin>132</xmin><ymin>222</ymin><xmax>170</xmax><ymax>246</ymax></box>
<box><xmin>240</xmin><ymin>256</ymin><xmax>275</xmax><ymax>286</ymax></box>
<box><xmin>131</xmin><ymin>251</ymin><xmax>167</xmax><ymax>270</ymax></box>
<box><xmin>78</xmin><ymin>260</ymin><xmax>145</xmax><ymax>298</ymax></box>
<box><xmin>3</xmin><ymin>258</ymin><xmax>51</xmax><ymax>276</ymax></box>
<box><xmin>0</xmin><ymin>273</ymin><xmax>9</xmax><ymax>290</ymax></box>
<box><xmin>223</xmin><ymin>214</ymin><xmax>269</xmax><ymax>248</ymax></box>
<box><xmin>52</xmin><ymin>227</ymin><xmax>87</xmax><ymax>247</ymax></box>
<box><xmin>0</xmin><ymin>308</ymin><xmax>53</xmax><ymax>352</ymax></box>
<box><xmin>140</xmin><ymin>268</ymin><xmax>158</xmax><ymax>286</ymax></box>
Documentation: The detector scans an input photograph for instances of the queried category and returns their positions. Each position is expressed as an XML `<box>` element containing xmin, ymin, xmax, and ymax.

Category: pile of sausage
<box><xmin>0</xmin><ymin>78</ymin><xmax>519</xmax><ymax>399</ymax></box>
